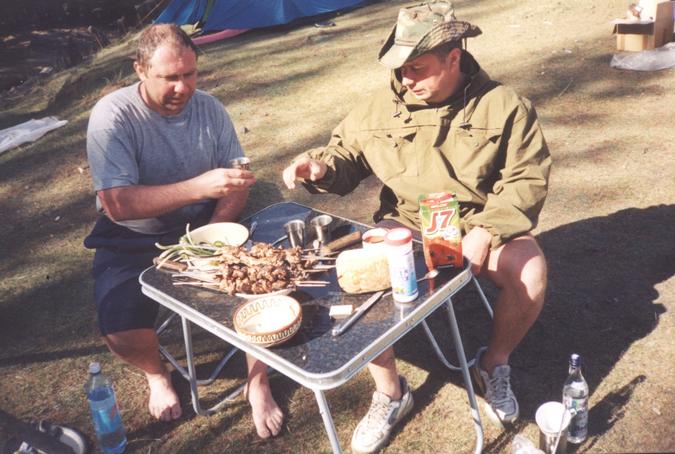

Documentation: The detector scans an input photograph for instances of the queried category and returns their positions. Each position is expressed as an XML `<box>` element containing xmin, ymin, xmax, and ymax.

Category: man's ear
<box><xmin>134</xmin><ymin>61</ymin><xmax>147</xmax><ymax>80</ymax></box>
<box><xmin>448</xmin><ymin>48</ymin><xmax>462</xmax><ymax>68</ymax></box>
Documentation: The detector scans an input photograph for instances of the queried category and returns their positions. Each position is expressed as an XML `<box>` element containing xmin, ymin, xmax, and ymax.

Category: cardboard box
<box><xmin>613</xmin><ymin>1</ymin><xmax>674</xmax><ymax>51</ymax></box>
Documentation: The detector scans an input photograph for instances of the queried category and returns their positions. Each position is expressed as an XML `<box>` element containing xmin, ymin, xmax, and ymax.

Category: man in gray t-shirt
<box><xmin>84</xmin><ymin>24</ymin><xmax>255</xmax><ymax>424</ymax></box>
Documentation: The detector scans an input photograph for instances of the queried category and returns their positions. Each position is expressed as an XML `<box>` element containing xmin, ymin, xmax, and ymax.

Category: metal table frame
<box><xmin>140</xmin><ymin>202</ymin><xmax>493</xmax><ymax>453</ymax></box>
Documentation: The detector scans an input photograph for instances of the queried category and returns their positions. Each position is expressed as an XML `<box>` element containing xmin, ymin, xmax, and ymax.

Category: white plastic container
<box><xmin>362</xmin><ymin>227</ymin><xmax>388</xmax><ymax>250</ymax></box>
<box><xmin>385</xmin><ymin>228</ymin><xmax>418</xmax><ymax>303</ymax></box>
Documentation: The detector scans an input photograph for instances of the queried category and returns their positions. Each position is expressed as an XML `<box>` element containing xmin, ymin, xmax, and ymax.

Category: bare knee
<box><xmin>487</xmin><ymin>235</ymin><xmax>547</xmax><ymax>305</ymax></box>
<box><xmin>103</xmin><ymin>328</ymin><xmax>159</xmax><ymax>355</ymax></box>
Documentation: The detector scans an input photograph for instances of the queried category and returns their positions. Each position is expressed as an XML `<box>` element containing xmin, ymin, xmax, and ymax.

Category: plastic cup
<box><xmin>535</xmin><ymin>401</ymin><xmax>572</xmax><ymax>454</ymax></box>
<box><xmin>362</xmin><ymin>228</ymin><xmax>388</xmax><ymax>250</ymax></box>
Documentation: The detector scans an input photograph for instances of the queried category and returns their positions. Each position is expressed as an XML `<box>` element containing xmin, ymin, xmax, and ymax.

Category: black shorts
<box><xmin>97</xmin><ymin>277</ymin><xmax>159</xmax><ymax>335</ymax></box>
<box><xmin>84</xmin><ymin>207</ymin><xmax>213</xmax><ymax>336</ymax></box>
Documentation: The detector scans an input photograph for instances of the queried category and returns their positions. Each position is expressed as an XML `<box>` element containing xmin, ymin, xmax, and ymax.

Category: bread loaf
<box><xmin>336</xmin><ymin>248</ymin><xmax>390</xmax><ymax>294</ymax></box>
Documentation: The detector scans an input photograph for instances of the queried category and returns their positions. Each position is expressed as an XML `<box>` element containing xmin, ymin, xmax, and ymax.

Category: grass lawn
<box><xmin>1</xmin><ymin>0</ymin><xmax>673</xmax><ymax>452</ymax></box>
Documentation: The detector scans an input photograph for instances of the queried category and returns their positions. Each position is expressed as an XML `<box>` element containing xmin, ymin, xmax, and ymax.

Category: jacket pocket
<box><xmin>363</xmin><ymin>129</ymin><xmax>419</xmax><ymax>181</ymax></box>
<box><xmin>446</xmin><ymin>128</ymin><xmax>503</xmax><ymax>190</ymax></box>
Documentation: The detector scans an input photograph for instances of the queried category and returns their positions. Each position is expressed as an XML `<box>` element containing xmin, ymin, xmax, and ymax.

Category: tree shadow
<box><xmin>394</xmin><ymin>204</ymin><xmax>672</xmax><ymax>451</ymax></box>
<box><xmin>580</xmin><ymin>374</ymin><xmax>646</xmax><ymax>453</ymax></box>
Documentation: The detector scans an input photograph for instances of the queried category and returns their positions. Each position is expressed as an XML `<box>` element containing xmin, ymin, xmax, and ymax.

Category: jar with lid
<box><xmin>385</xmin><ymin>228</ymin><xmax>418</xmax><ymax>303</ymax></box>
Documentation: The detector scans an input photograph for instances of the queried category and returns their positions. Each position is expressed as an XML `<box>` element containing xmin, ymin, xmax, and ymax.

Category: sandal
<box><xmin>2</xmin><ymin>420</ymin><xmax>89</xmax><ymax>454</ymax></box>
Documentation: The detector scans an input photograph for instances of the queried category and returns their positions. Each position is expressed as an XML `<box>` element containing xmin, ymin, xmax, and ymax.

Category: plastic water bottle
<box><xmin>562</xmin><ymin>353</ymin><xmax>589</xmax><ymax>444</ymax></box>
<box><xmin>85</xmin><ymin>362</ymin><xmax>127</xmax><ymax>454</ymax></box>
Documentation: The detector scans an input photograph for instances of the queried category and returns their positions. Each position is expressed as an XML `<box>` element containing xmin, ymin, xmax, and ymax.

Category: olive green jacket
<box><xmin>299</xmin><ymin>53</ymin><xmax>551</xmax><ymax>248</ymax></box>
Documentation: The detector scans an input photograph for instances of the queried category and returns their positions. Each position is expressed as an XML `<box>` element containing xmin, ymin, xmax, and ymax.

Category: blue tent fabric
<box><xmin>156</xmin><ymin>0</ymin><xmax>367</xmax><ymax>32</ymax></box>
<box><xmin>156</xmin><ymin>0</ymin><xmax>208</xmax><ymax>26</ymax></box>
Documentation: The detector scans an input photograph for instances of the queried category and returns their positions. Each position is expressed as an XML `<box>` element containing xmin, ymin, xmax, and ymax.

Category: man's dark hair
<box><xmin>135</xmin><ymin>23</ymin><xmax>199</xmax><ymax>69</ymax></box>
<box><xmin>429</xmin><ymin>40</ymin><xmax>463</xmax><ymax>61</ymax></box>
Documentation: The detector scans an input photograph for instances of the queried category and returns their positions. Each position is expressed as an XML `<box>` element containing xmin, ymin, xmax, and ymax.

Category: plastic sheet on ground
<box><xmin>0</xmin><ymin>116</ymin><xmax>67</xmax><ymax>155</ymax></box>
<box><xmin>610</xmin><ymin>42</ymin><xmax>675</xmax><ymax>71</ymax></box>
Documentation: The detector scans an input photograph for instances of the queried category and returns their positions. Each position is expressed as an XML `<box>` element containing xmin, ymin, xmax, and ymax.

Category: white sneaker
<box><xmin>472</xmin><ymin>347</ymin><xmax>519</xmax><ymax>424</ymax></box>
<box><xmin>350</xmin><ymin>377</ymin><xmax>414</xmax><ymax>453</ymax></box>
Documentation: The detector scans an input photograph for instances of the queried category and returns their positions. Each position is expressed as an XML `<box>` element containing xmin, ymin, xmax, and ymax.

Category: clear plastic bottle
<box><xmin>85</xmin><ymin>362</ymin><xmax>127</xmax><ymax>454</ymax></box>
<box><xmin>385</xmin><ymin>228</ymin><xmax>418</xmax><ymax>303</ymax></box>
<box><xmin>562</xmin><ymin>353</ymin><xmax>589</xmax><ymax>444</ymax></box>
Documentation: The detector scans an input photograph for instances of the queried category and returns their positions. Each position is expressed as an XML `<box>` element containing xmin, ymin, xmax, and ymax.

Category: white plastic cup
<box><xmin>362</xmin><ymin>228</ymin><xmax>388</xmax><ymax>250</ymax></box>
<box><xmin>535</xmin><ymin>401</ymin><xmax>572</xmax><ymax>454</ymax></box>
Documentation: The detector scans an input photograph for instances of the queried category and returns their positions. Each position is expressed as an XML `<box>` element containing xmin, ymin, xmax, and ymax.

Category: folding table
<box><xmin>140</xmin><ymin>202</ymin><xmax>493</xmax><ymax>453</ymax></box>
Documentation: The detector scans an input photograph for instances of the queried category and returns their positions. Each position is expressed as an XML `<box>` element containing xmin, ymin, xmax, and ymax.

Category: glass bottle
<box><xmin>562</xmin><ymin>353</ymin><xmax>589</xmax><ymax>444</ymax></box>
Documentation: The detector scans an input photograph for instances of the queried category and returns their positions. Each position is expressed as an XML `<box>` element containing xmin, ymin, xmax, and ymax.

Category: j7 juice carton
<box><xmin>419</xmin><ymin>192</ymin><xmax>463</xmax><ymax>269</ymax></box>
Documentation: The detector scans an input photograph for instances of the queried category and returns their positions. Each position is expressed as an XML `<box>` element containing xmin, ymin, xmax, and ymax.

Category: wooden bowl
<box><xmin>233</xmin><ymin>295</ymin><xmax>302</xmax><ymax>347</ymax></box>
<box><xmin>186</xmin><ymin>222</ymin><xmax>249</xmax><ymax>246</ymax></box>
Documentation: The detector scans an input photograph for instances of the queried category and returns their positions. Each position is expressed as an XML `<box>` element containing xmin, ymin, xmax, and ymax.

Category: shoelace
<box><xmin>362</xmin><ymin>397</ymin><xmax>391</xmax><ymax>430</ymax></box>
<box><xmin>488</xmin><ymin>374</ymin><xmax>511</xmax><ymax>403</ymax></box>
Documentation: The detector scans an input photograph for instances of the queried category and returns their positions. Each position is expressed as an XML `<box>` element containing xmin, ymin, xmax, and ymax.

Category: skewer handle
<box><xmin>320</xmin><ymin>230</ymin><xmax>362</xmax><ymax>255</ymax></box>
<box><xmin>154</xmin><ymin>257</ymin><xmax>187</xmax><ymax>272</ymax></box>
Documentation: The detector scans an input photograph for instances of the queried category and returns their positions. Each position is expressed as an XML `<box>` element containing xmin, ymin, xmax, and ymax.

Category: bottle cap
<box><xmin>89</xmin><ymin>362</ymin><xmax>101</xmax><ymax>374</ymax></box>
<box><xmin>385</xmin><ymin>228</ymin><xmax>413</xmax><ymax>246</ymax></box>
<box><xmin>569</xmin><ymin>353</ymin><xmax>581</xmax><ymax>367</ymax></box>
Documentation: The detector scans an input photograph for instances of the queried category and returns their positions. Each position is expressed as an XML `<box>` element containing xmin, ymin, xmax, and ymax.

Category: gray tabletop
<box><xmin>140</xmin><ymin>202</ymin><xmax>470</xmax><ymax>389</ymax></box>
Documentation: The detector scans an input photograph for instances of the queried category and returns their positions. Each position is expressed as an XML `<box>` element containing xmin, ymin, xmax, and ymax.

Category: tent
<box><xmin>156</xmin><ymin>0</ymin><xmax>369</xmax><ymax>34</ymax></box>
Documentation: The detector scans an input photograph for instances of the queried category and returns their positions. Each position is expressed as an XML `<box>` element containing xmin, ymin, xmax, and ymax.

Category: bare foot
<box><xmin>245</xmin><ymin>381</ymin><xmax>284</xmax><ymax>438</ymax></box>
<box><xmin>147</xmin><ymin>372</ymin><xmax>182</xmax><ymax>421</ymax></box>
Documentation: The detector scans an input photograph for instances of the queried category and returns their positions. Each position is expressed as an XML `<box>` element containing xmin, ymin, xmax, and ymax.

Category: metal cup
<box><xmin>284</xmin><ymin>220</ymin><xmax>306</xmax><ymax>248</ymax></box>
<box><xmin>228</xmin><ymin>157</ymin><xmax>251</xmax><ymax>170</ymax></box>
<box><xmin>309</xmin><ymin>214</ymin><xmax>333</xmax><ymax>246</ymax></box>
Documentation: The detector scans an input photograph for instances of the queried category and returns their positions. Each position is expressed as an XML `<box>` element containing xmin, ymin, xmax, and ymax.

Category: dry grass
<box><xmin>1</xmin><ymin>0</ymin><xmax>673</xmax><ymax>453</ymax></box>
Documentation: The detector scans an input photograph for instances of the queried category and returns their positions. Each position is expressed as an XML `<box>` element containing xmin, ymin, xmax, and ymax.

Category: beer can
<box><xmin>419</xmin><ymin>192</ymin><xmax>463</xmax><ymax>269</ymax></box>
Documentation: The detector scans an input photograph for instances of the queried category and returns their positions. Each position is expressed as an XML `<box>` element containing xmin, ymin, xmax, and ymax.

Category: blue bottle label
<box><xmin>89</xmin><ymin>388</ymin><xmax>123</xmax><ymax>435</ymax></box>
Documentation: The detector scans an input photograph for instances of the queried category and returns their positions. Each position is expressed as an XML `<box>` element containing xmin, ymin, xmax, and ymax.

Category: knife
<box><xmin>331</xmin><ymin>289</ymin><xmax>386</xmax><ymax>336</ymax></box>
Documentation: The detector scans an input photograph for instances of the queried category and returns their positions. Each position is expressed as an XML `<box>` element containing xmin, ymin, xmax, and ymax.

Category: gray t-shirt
<box><xmin>86</xmin><ymin>82</ymin><xmax>244</xmax><ymax>234</ymax></box>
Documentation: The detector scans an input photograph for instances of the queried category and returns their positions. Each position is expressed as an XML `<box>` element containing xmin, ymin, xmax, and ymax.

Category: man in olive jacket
<box><xmin>282</xmin><ymin>2</ymin><xmax>551</xmax><ymax>452</ymax></box>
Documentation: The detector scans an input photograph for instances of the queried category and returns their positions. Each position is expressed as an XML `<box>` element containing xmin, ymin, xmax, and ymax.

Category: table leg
<box><xmin>313</xmin><ymin>389</ymin><xmax>343</xmax><ymax>454</ymax></box>
<box><xmin>421</xmin><ymin>319</ymin><xmax>469</xmax><ymax>371</ymax></box>
<box><xmin>472</xmin><ymin>275</ymin><xmax>494</xmax><ymax>319</ymax></box>
<box><xmin>158</xmin><ymin>312</ymin><xmax>239</xmax><ymax>386</ymax></box>
<box><xmin>444</xmin><ymin>300</ymin><xmax>484</xmax><ymax>454</ymax></box>
<box><xmin>180</xmin><ymin>316</ymin><xmax>240</xmax><ymax>416</ymax></box>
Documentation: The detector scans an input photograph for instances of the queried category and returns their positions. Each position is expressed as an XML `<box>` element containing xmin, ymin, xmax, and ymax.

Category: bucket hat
<box><xmin>378</xmin><ymin>1</ymin><xmax>482</xmax><ymax>69</ymax></box>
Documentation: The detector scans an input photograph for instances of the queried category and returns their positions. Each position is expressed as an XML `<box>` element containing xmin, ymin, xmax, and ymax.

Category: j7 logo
<box><xmin>423</xmin><ymin>209</ymin><xmax>456</xmax><ymax>235</ymax></box>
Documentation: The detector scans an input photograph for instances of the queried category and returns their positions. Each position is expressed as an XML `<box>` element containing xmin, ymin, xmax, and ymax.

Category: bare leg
<box><xmin>245</xmin><ymin>355</ymin><xmax>283</xmax><ymax>438</ymax></box>
<box><xmin>366</xmin><ymin>347</ymin><xmax>401</xmax><ymax>400</ymax></box>
<box><xmin>479</xmin><ymin>235</ymin><xmax>547</xmax><ymax>373</ymax></box>
<box><xmin>104</xmin><ymin>328</ymin><xmax>181</xmax><ymax>421</ymax></box>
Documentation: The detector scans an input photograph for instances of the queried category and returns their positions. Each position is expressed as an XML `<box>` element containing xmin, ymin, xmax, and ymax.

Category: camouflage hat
<box><xmin>378</xmin><ymin>1</ymin><xmax>482</xmax><ymax>69</ymax></box>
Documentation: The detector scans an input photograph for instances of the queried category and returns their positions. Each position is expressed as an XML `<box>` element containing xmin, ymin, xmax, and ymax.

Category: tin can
<box><xmin>385</xmin><ymin>228</ymin><xmax>418</xmax><ymax>303</ymax></box>
<box><xmin>419</xmin><ymin>192</ymin><xmax>463</xmax><ymax>269</ymax></box>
